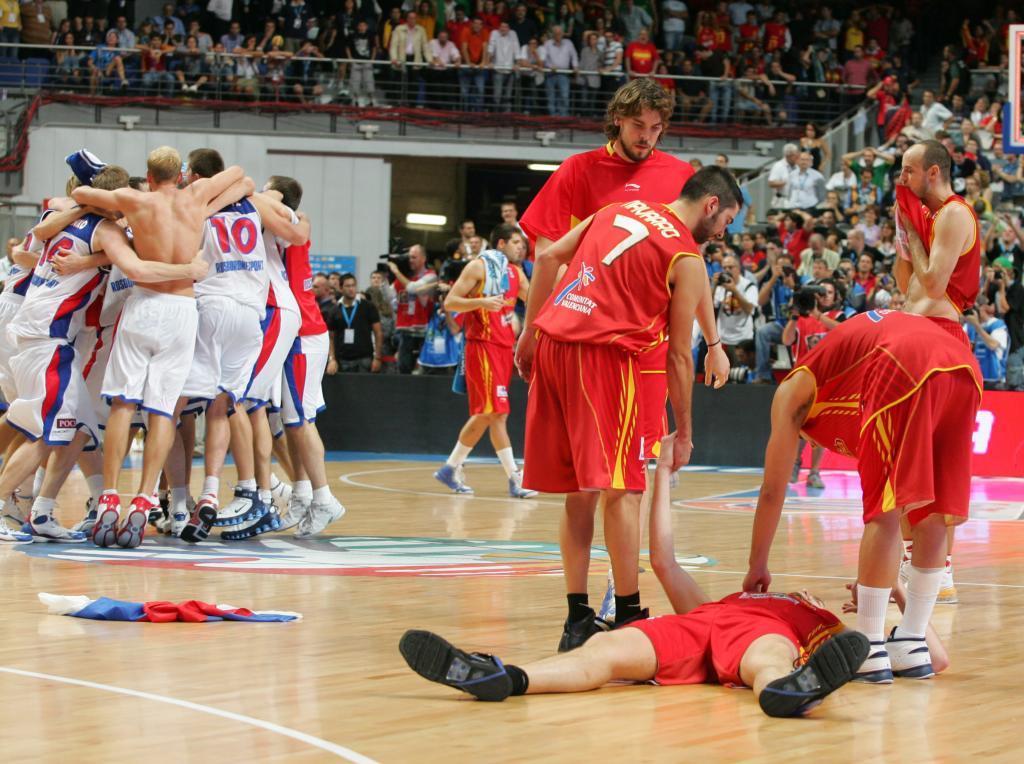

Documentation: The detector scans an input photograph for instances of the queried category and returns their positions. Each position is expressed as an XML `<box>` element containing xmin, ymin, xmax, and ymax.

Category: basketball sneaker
<box><xmin>278</xmin><ymin>493</ymin><xmax>311</xmax><ymax>532</ymax></box>
<box><xmin>221</xmin><ymin>506</ymin><xmax>281</xmax><ymax>541</ymax></box>
<box><xmin>214</xmin><ymin>486</ymin><xmax>266</xmax><ymax>527</ymax></box>
<box><xmin>852</xmin><ymin>639</ymin><xmax>894</xmax><ymax>684</ymax></box>
<box><xmin>806</xmin><ymin>470</ymin><xmax>825</xmax><ymax>490</ymax></box>
<box><xmin>433</xmin><ymin>464</ymin><xmax>473</xmax><ymax>494</ymax></box>
<box><xmin>886</xmin><ymin>627</ymin><xmax>934</xmax><ymax>679</ymax></box>
<box><xmin>147</xmin><ymin>495</ymin><xmax>167</xmax><ymax>529</ymax></box>
<box><xmin>116</xmin><ymin>497</ymin><xmax>151</xmax><ymax>549</ymax></box>
<box><xmin>3</xmin><ymin>492</ymin><xmax>30</xmax><ymax>525</ymax></box>
<box><xmin>180</xmin><ymin>496</ymin><xmax>218</xmax><ymax>543</ymax></box>
<box><xmin>91</xmin><ymin>493</ymin><xmax>122</xmax><ymax>548</ymax></box>
<box><xmin>509</xmin><ymin>471</ymin><xmax>537</xmax><ymax>499</ymax></box>
<box><xmin>270</xmin><ymin>477</ymin><xmax>292</xmax><ymax>506</ymax></box>
<box><xmin>0</xmin><ymin>517</ymin><xmax>32</xmax><ymax>543</ymax></box>
<box><xmin>557</xmin><ymin>607</ymin><xmax>611</xmax><ymax>653</ymax></box>
<box><xmin>71</xmin><ymin>497</ymin><xmax>98</xmax><ymax>535</ymax></box>
<box><xmin>294</xmin><ymin>496</ymin><xmax>346</xmax><ymax>538</ymax></box>
<box><xmin>759</xmin><ymin>631</ymin><xmax>870</xmax><ymax>717</ymax></box>
<box><xmin>25</xmin><ymin>514</ymin><xmax>87</xmax><ymax>543</ymax></box>
<box><xmin>169</xmin><ymin>496</ymin><xmax>193</xmax><ymax>538</ymax></box>
<box><xmin>399</xmin><ymin>630</ymin><xmax>512</xmax><ymax>702</ymax></box>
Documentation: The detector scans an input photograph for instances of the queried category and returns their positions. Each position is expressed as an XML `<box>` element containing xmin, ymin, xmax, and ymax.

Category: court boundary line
<box><xmin>686</xmin><ymin>567</ymin><xmax>1024</xmax><ymax>590</ymax></box>
<box><xmin>0</xmin><ymin>666</ymin><xmax>379</xmax><ymax>763</ymax></box>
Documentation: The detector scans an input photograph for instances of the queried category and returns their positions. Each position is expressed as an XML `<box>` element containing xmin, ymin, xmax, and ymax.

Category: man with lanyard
<box><xmin>331</xmin><ymin>273</ymin><xmax>383</xmax><ymax>373</ymax></box>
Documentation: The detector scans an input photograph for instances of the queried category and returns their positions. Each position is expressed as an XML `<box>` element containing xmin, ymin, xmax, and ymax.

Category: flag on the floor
<box><xmin>39</xmin><ymin>593</ymin><xmax>301</xmax><ymax>622</ymax></box>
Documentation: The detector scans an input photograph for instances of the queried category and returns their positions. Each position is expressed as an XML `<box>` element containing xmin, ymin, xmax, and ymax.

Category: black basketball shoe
<box><xmin>557</xmin><ymin>607</ymin><xmax>611</xmax><ymax>653</ymax></box>
<box><xmin>759</xmin><ymin>630</ymin><xmax>870</xmax><ymax>718</ymax></box>
<box><xmin>399</xmin><ymin>630</ymin><xmax>512</xmax><ymax>702</ymax></box>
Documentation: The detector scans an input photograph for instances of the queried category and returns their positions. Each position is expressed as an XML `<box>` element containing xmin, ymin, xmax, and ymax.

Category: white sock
<box><xmin>896</xmin><ymin>566</ymin><xmax>943</xmax><ymax>639</ymax></box>
<box><xmin>170</xmin><ymin>487</ymin><xmax>189</xmax><ymax>513</ymax></box>
<box><xmin>271</xmin><ymin>473</ymin><xmax>287</xmax><ymax>491</ymax></box>
<box><xmin>446</xmin><ymin>442</ymin><xmax>472</xmax><ymax>469</ymax></box>
<box><xmin>202</xmin><ymin>476</ymin><xmax>219</xmax><ymax>498</ymax></box>
<box><xmin>86</xmin><ymin>474</ymin><xmax>104</xmax><ymax>502</ymax></box>
<box><xmin>312</xmin><ymin>485</ymin><xmax>331</xmax><ymax>503</ymax></box>
<box><xmin>495</xmin><ymin>447</ymin><xmax>518</xmax><ymax>479</ymax></box>
<box><xmin>237</xmin><ymin>478</ymin><xmax>257</xmax><ymax>491</ymax></box>
<box><xmin>856</xmin><ymin>584</ymin><xmax>891</xmax><ymax>643</ymax></box>
<box><xmin>32</xmin><ymin>496</ymin><xmax>56</xmax><ymax>519</ymax></box>
<box><xmin>258</xmin><ymin>489</ymin><xmax>272</xmax><ymax>504</ymax></box>
<box><xmin>32</xmin><ymin>467</ymin><xmax>45</xmax><ymax>498</ymax></box>
<box><xmin>293</xmin><ymin>479</ymin><xmax>312</xmax><ymax>498</ymax></box>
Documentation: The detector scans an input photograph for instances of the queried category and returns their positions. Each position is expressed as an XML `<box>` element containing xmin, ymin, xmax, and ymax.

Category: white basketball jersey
<box><xmin>0</xmin><ymin>225</ymin><xmax>43</xmax><ymax>306</ymax></box>
<box><xmin>10</xmin><ymin>213</ymin><xmax>108</xmax><ymax>342</ymax></box>
<box><xmin>265</xmin><ymin>210</ymin><xmax>300</xmax><ymax>316</ymax></box>
<box><xmin>195</xmin><ymin>198</ymin><xmax>269</xmax><ymax>311</ymax></box>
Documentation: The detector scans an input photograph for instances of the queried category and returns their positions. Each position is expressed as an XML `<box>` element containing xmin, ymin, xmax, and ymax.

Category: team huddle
<box><xmin>0</xmin><ymin>145</ymin><xmax>343</xmax><ymax>547</ymax></box>
<box><xmin>402</xmin><ymin>79</ymin><xmax>984</xmax><ymax>718</ymax></box>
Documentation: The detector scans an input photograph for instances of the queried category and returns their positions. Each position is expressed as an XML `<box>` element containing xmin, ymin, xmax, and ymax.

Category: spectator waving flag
<box><xmin>39</xmin><ymin>593</ymin><xmax>301</xmax><ymax>623</ymax></box>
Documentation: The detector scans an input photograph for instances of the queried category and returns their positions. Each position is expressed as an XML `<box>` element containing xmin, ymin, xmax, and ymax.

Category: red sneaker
<box><xmin>91</xmin><ymin>493</ymin><xmax>122</xmax><ymax>548</ymax></box>
<box><xmin>115</xmin><ymin>496</ymin><xmax>152</xmax><ymax>549</ymax></box>
<box><xmin>180</xmin><ymin>496</ymin><xmax>218</xmax><ymax>544</ymax></box>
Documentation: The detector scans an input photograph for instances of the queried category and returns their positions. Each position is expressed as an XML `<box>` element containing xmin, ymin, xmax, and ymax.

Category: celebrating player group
<box><xmin>0</xmin><ymin>145</ymin><xmax>344</xmax><ymax>547</ymax></box>
<box><xmin>402</xmin><ymin>80</ymin><xmax>983</xmax><ymax>718</ymax></box>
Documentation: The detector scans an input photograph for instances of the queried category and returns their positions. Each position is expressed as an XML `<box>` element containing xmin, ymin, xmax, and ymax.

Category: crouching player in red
<box><xmin>744</xmin><ymin>310</ymin><xmax>981</xmax><ymax>682</ymax></box>
<box><xmin>399</xmin><ymin>434</ymin><xmax>884</xmax><ymax>718</ymax></box>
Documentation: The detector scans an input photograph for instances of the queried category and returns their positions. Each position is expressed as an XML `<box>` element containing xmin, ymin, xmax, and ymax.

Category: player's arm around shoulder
<box><xmin>71</xmin><ymin>185</ymin><xmax>134</xmax><ymax>214</ymax></box>
<box><xmin>93</xmin><ymin>219</ymin><xmax>203</xmax><ymax>283</ymax></box>
<box><xmin>194</xmin><ymin>165</ymin><xmax>253</xmax><ymax>216</ymax></box>
<box><xmin>250</xmin><ymin>191</ymin><xmax>309</xmax><ymax>245</ymax></box>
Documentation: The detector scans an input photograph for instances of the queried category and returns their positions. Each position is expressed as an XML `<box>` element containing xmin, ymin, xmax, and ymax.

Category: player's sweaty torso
<box><xmin>122</xmin><ymin>188</ymin><xmax>203</xmax><ymax>297</ymax></box>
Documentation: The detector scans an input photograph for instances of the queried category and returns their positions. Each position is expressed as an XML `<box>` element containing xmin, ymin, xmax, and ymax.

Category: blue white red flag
<box><xmin>39</xmin><ymin>593</ymin><xmax>301</xmax><ymax>623</ymax></box>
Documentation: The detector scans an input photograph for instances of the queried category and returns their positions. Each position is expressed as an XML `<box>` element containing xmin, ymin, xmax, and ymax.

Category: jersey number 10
<box><xmin>210</xmin><ymin>217</ymin><xmax>258</xmax><ymax>255</ymax></box>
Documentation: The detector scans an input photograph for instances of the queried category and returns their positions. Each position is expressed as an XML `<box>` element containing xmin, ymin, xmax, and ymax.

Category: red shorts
<box><xmin>464</xmin><ymin>339</ymin><xmax>512</xmax><ymax>415</ymax></box>
<box><xmin>523</xmin><ymin>334</ymin><xmax>644</xmax><ymax>493</ymax></box>
<box><xmin>627</xmin><ymin>604</ymin><xmax>803</xmax><ymax>686</ymax></box>
<box><xmin>859</xmin><ymin>368</ymin><xmax>979</xmax><ymax>527</ymax></box>
<box><xmin>638</xmin><ymin>344</ymin><xmax>668</xmax><ymax>459</ymax></box>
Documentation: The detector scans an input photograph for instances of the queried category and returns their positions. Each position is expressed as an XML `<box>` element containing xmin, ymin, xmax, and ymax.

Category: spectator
<box><xmin>221</xmin><ymin>20</ymin><xmax>244</xmax><ymax>53</ymax></box>
<box><xmin>389</xmin><ymin>11</ymin><xmax>430</xmax><ymax>107</ymax></box>
<box><xmin>365</xmin><ymin>284</ymin><xmax>397</xmax><ymax>371</ymax></box>
<box><xmin>696</xmin><ymin>42</ymin><xmax>731</xmax><ymax>123</ymax></box>
<box><xmin>478</xmin><ymin>0</ymin><xmax>501</xmax><ymax>31</ymax></box>
<box><xmin>233</xmin><ymin>34</ymin><xmax>263</xmax><ymax>99</ymax></box>
<box><xmin>389</xmin><ymin>244</ymin><xmax>438</xmax><ymax>374</ymax></box>
<box><xmin>964</xmin><ymin>295</ymin><xmax>1009</xmax><ymax>388</ymax></box>
<box><xmin>784</xmin><ymin>151</ymin><xmax>825</xmax><ymax>211</ymax></box>
<box><xmin>841</xmin><ymin>45</ymin><xmax>875</xmax><ymax>108</ymax></box>
<box><xmin>330</xmin><ymin>273</ymin><xmax>384</xmax><ymax>373</ymax></box>
<box><xmin>458</xmin><ymin>219</ymin><xmax>486</xmax><ymax>257</ymax></box>
<box><xmin>797</xmin><ymin>233</ymin><xmax>839</xmax><ymax>279</ymax></box>
<box><xmin>427</xmin><ymin>28</ymin><xmax>460</xmax><ymax>108</ymax></box>
<box><xmin>518</xmin><ymin>35</ymin><xmax>546</xmax><ymax>114</ymax></box>
<box><xmin>734</xmin><ymin>66</ymin><xmax>773</xmax><ymax>125</ymax></box>
<box><xmin>842</xmin><ymin>228</ymin><xmax>880</xmax><ymax>266</ymax></box>
<box><xmin>846</xmin><ymin>167</ymin><xmax>882</xmax><ymax>217</ymax></box>
<box><xmin>949</xmin><ymin>144</ymin><xmax>977</xmax><ymax>193</ymax></box>
<box><xmin>798</xmin><ymin>122</ymin><xmax>830</xmax><ymax>171</ymax></box>
<box><xmin>541</xmin><ymin>25</ymin><xmax>577</xmax><ymax>117</ymax></box>
<box><xmin>141</xmin><ymin>35</ymin><xmax>175</xmax><ymax>97</ymax></box>
<box><xmin>852</xmin><ymin>251</ymin><xmax>877</xmax><ymax>294</ymax></box>
<box><xmin>509</xmin><ymin>4</ymin><xmax>538</xmax><ymax>45</ymax></box>
<box><xmin>290</xmin><ymin>40</ymin><xmax>325</xmax><ymax>104</ymax></box>
<box><xmin>813</xmin><ymin>7</ymin><xmax>841</xmax><ymax>51</ymax></box>
<box><xmin>777</xmin><ymin>209</ymin><xmax>813</xmax><ymax>267</ymax></box>
<box><xmin>753</xmin><ymin>252</ymin><xmax>799</xmax><ymax>383</ymax></box>
<box><xmin>487</xmin><ymin>21</ymin><xmax>519</xmax><ymax>111</ymax></box>
<box><xmin>205</xmin><ymin>42</ymin><xmax>236</xmax><ymax>95</ymax></box>
<box><xmin>994</xmin><ymin>245</ymin><xmax>1024</xmax><ymax>390</ymax></box>
<box><xmin>155</xmin><ymin>3</ymin><xmax>186</xmax><ymax>38</ymax></box>
<box><xmin>87</xmin><ymin>29</ymin><xmax>128</xmax><ymax>94</ymax></box>
<box><xmin>825</xmin><ymin>158</ymin><xmax>857</xmax><ymax>196</ymax></box>
<box><xmin>940</xmin><ymin>44</ymin><xmax>971</xmax><ymax>102</ymax></box>
<box><xmin>900</xmin><ymin>111</ymin><xmax>931</xmax><ymax>142</ymax></box>
<box><xmin>415</xmin><ymin>0</ymin><xmax>436</xmax><ymax>39</ymax></box>
<box><xmin>676</xmin><ymin>56</ymin><xmax>710</xmax><ymax>122</ymax></box>
<box><xmin>712</xmin><ymin>253</ymin><xmax>757</xmax><ymax>364</ymax></box>
<box><xmin>74</xmin><ymin>15</ymin><xmax>101</xmax><ymax>47</ymax></box>
<box><xmin>459</xmin><ymin>17</ymin><xmax>489</xmax><ymax>112</ymax></box>
<box><xmin>348</xmin><ymin>18</ymin><xmax>378</xmax><ymax>107</ymax></box>
<box><xmin>175</xmin><ymin>34</ymin><xmax>210</xmax><ymax>94</ymax></box>
<box><xmin>447</xmin><ymin>6</ymin><xmax>470</xmax><ymax>44</ymax></box>
<box><xmin>991</xmin><ymin>143</ymin><xmax>1024</xmax><ymax>205</ymax></box>
<box><xmin>279</xmin><ymin>0</ymin><xmax>311</xmax><ymax>53</ymax></box>
<box><xmin>767</xmin><ymin>143</ymin><xmax>798</xmax><ymax>208</ymax></box>
<box><xmin>575</xmin><ymin>31</ymin><xmax>601</xmax><ymax>117</ymax></box>
<box><xmin>761</xmin><ymin>9</ymin><xmax>790</xmax><ymax>59</ymax></box>
<box><xmin>618</xmin><ymin>0</ymin><xmax>652</xmax><ymax>44</ymax></box>
<box><xmin>625</xmin><ymin>26</ymin><xmax>657</xmax><ymax>79</ymax></box>
<box><xmin>661</xmin><ymin>0</ymin><xmax>688</xmax><ymax>51</ymax></box>
<box><xmin>314</xmin><ymin>273</ymin><xmax>338</xmax><ymax>320</ymax></box>
<box><xmin>855</xmin><ymin>205</ymin><xmax>882</xmax><ymax>247</ymax></box>
<box><xmin>53</xmin><ymin>31</ymin><xmax>83</xmax><ymax>90</ymax></box>
<box><xmin>19</xmin><ymin>1</ymin><xmax>53</xmax><ymax>55</ymax></box>
<box><xmin>845</xmin><ymin>146</ymin><xmax>891</xmax><ymax>191</ymax></box>
<box><xmin>988</xmin><ymin>216</ymin><xmax>1024</xmax><ymax>268</ymax></box>
<box><xmin>598</xmin><ymin>28</ymin><xmax>624</xmax><ymax>98</ymax></box>
<box><xmin>112</xmin><ymin>15</ymin><xmax>137</xmax><ymax>50</ymax></box>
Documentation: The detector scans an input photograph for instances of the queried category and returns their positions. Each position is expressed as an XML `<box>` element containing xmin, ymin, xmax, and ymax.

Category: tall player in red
<box><xmin>435</xmin><ymin>223</ymin><xmax>534</xmax><ymax>498</ymax></box>
<box><xmin>516</xmin><ymin>167</ymin><xmax>743</xmax><ymax>651</ymax></box>
<box><xmin>744</xmin><ymin>310</ymin><xmax>981</xmax><ymax>682</ymax></box>
<box><xmin>519</xmin><ymin>78</ymin><xmax>730</xmax><ymax>621</ymax></box>
<box><xmin>893</xmin><ymin>139</ymin><xmax>982</xmax><ymax>604</ymax></box>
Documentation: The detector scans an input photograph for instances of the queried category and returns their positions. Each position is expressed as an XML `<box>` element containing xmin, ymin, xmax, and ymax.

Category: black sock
<box><xmin>567</xmin><ymin>593</ymin><xmax>590</xmax><ymax>622</ymax></box>
<box><xmin>615</xmin><ymin>591</ymin><xmax>642</xmax><ymax>623</ymax></box>
<box><xmin>506</xmin><ymin>663</ymin><xmax>529</xmax><ymax>696</ymax></box>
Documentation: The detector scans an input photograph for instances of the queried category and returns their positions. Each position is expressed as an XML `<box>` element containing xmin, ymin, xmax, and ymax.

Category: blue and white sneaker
<box><xmin>598</xmin><ymin>568</ymin><xmax>616</xmax><ymax>622</ymax></box>
<box><xmin>886</xmin><ymin>626</ymin><xmax>934</xmax><ymax>679</ymax></box>
<box><xmin>509</xmin><ymin>471</ymin><xmax>537</xmax><ymax>499</ymax></box>
<box><xmin>434</xmin><ymin>464</ymin><xmax>473</xmax><ymax>495</ymax></box>
<box><xmin>25</xmin><ymin>514</ymin><xmax>87</xmax><ymax>543</ymax></box>
<box><xmin>0</xmin><ymin>517</ymin><xmax>32</xmax><ymax>543</ymax></box>
<box><xmin>3</xmin><ymin>492</ymin><xmax>30</xmax><ymax>525</ymax></box>
<box><xmin>852</xmin><ymin>640</ymin><xmax>894</xmax><ymax>684</ymax></box>
<box><xmin>214</xmin><ymin>487</ymin><xmax>267</xmax><ymax>527</ymax></box>
<box><xmin>221</xmin><ymin>505</ymin><xmax>281</xmax><ymax>541</ymax></box>
<box><xmin>278</xmin><ymin>493</ymin><xmax>311</xmax><ymax>532</ymax></box>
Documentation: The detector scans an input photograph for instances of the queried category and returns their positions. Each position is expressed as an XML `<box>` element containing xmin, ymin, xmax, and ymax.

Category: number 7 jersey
<box><xmin>533</xmin><ymin>200</ymin><xmax>701</xmax><ymax>353</ymax></box>
<box><xmin>195</xmin><ymin>198</ymin><xmax>269</xmax><ymax>311</ymax></box>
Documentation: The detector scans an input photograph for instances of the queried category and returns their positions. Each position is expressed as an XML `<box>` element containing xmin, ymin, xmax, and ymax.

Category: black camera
<box><xmin>993</xmin><ymin>271</ymin><xmax>1004</xmax><ymax>281</ymax></box>
<box><xmin>715</xmin><ymin>271</ymin><xmax>733</xmax><ymax>286</ymax></box>
<box><xmin>440</xmin><ymin>257</ymin><xmax>469</xmax><ymax>284</ymax></box>
<box><xmin>378</xmin><ymin>251</ymin><xmax>413</xmax><ymax>279</ymax></box>
<box><xmin>963</xmin><ymin>306</ymin><xmax>977</xmax><ymax>317</ymax></box>
<box><xmin>793</xmin><ymin>285</ymin><xmax>827</xmax><ymax>317</ymax></box>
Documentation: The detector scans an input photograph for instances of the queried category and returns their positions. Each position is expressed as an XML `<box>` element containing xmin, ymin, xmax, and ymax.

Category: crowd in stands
<box><xmin>1</xmin><ymin>0</ymin><xmax>959</xmax><ymax>121</ymax></box>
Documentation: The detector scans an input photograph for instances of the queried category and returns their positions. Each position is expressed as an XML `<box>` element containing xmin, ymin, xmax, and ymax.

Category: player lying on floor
<box><xmin>399</xmin><ymin>435</ymin><xmax>943</xmax><ymax>717</ymax></box>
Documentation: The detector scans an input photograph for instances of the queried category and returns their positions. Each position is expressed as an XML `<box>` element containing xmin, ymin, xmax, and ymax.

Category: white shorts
<box><xmin>182</xmin><ymin>294</ymin><xmax>262</xmax><ymax>404</ymax></box>
<box><xmin>6</xmin><ymin>337</ymin><xmax>98</xmax><ymax>448</ymax></box>
<box><xmin>103</xmin><ymin>289</ymin><xmax>199</xmax><ymax>417</ymax></box>
<box><xmin>281</xmin><ymin>332</ymin><xmax>328</xmax><ymax>426</ymax></box>
<box><xmin>244</xmin><ymin>305</ymin><xmax>301</xmax><ymax>410</ymax></box>
<box><xmin>0</xmin><ymin>299</ymin><xmax>22</xmax><ymax>407</ymax></box>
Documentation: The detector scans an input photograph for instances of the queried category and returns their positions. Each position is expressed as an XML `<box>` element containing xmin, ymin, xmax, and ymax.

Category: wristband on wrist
<box><xmin>707</xmin><ymin>338</ymin><xmax>722</xmax><ymax>348</ymax></box>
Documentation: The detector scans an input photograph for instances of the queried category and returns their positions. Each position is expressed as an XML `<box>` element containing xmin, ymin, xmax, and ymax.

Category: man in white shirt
<box><xmin>661</xmin><ymin>0</ymin><xmax>688</xmax><ymax>51</ymax></box>
<box><xmin>487</xmin><ymin>22</ymin><xmax>520</xmax><ymax>112</ymax></box>
<box><xmin>713</xmin><ymin>254</ymin><xmax>758</xmax><ymax>362</ymax></box>
<box><xmin>784</xmin><ymin>152</ymin><xmax>825</xmax><ymax>211</ymax></box>
<box><xmin>429</xmin><ymin>29</ymin><xmax>461</xmax><ymax>107</ymax></box>
<box><xmin>920</xmin><ymin>90</ymin><xmax>952</xmax><ymax>134</ymax></box>
<box><xmin>768</xmin><ymin>143</ymin><xmax>798</xmax><ymax>209</ymax></box>
<box><xmin>541</xmin><ymin>25</ymin><xmax>578</xmax><ymax>117</ymax></box>
<box><xmin>727</xmin><ymin>1</ymin><xmax>754</xmax><ymax>26</ymax></box>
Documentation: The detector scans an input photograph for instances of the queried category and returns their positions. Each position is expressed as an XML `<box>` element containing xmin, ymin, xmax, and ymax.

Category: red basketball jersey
<box><xmin>282</xmin><ymin>240</ymin><xmax>328</xmax><ymax>336</ymax></box>
<box><xmin>461</xmin><ymin>263</ymin><xmax>520</xmax><ymax>347</ymax></box>
<box><xmin>520</xmin><ymin>144</ymin><xmax>695</xmax><ymax>249</ymax></box>
<box><xmin>788</xmin><ymin>311</ymin><xmax>982</xmax><ymax>458</ymax></box>
<box><xmin>719</xmin><ymin>592</ymin><xmax>843</xmax><ymax>657</ymax></box>
<box><xmin>533</xmin><ymin>201</ymin><xmax>700</xmax><ymax>353</ymax></box>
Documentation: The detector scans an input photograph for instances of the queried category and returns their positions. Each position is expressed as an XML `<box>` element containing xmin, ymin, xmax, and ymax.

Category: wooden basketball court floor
<box><xmin>1</xmin><ymin>454</ymin><xmax>1022</xmax><ymax>763</ymax></box>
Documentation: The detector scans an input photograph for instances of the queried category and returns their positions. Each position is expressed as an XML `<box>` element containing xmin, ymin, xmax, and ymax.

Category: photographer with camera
<box><xmin>387</xmin><ymin>243</ymin><xmax>439</xmax><ymax>374</ymax></box>
<box><xmin>780</xmin><ymin>279</ymin><xmax>845</xmax><ymax>489</ymax></box>
<box><xmin>753</xmin><ymin>252</ymin><xmax>799</xmax><ymax>384</ymax></box>
<box><xmin>963</xmin><ymin>295</ymin><xmax>1009</xmax><ymax>389</ymax></box>
<box><xmin>713</xmin><ymin>254</ymin><xmax>758</xmax><ymax>365</ymax></box>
